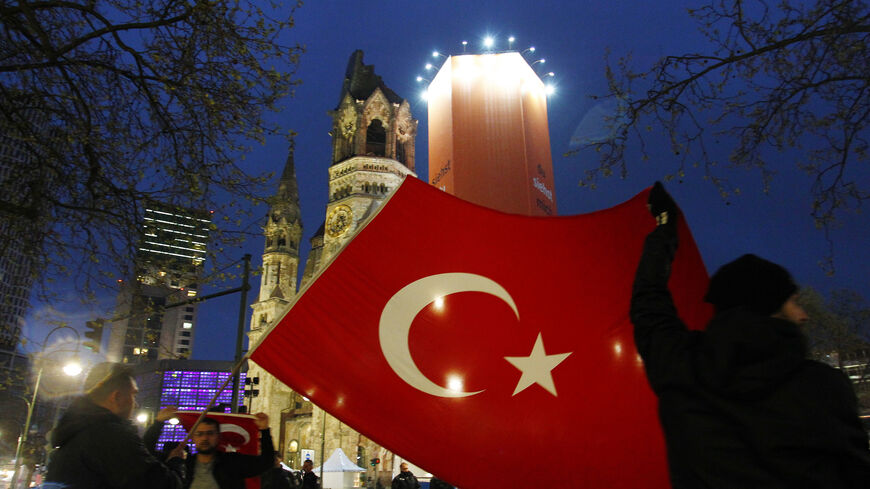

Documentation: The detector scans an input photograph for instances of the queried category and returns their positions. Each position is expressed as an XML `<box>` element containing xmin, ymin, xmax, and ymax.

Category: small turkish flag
<box><xmin>250</xmin><ymin>176</ymin><xmax>712</xmax><ymax>489</ymax></box>
<box><xmin>176</xmin><ymin>412</ymin><xmax>261</xmax><ymax>489</ymax></box>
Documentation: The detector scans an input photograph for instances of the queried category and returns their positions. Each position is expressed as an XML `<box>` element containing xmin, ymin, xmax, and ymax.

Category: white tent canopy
<box><xmin>313</xmin><ymin>448</ymin><xmax>365</xmax><ymax>489</ymax></box>
<box><xmin>313</xmin><ymin>448</ymin><xmax>366</xmax><ymax>473</ymax></box>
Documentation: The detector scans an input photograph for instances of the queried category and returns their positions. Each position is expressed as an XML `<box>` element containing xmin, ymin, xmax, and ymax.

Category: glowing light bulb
<box><xmin>483</xmin><ymin>36</ymin><xmax>494</xmax><ymax>48</ymax></box>
<box><xmin>508</xmin><ymin>36</ymin><xmax>515</xmax><ymax>43</ymax></box>
<box><xmin>416</xmin><ymin>76</ymin><xmax>423</xmax><ymax>82</ymax></box>
<box><xmin>168</xmin><ymin>417</ymin><xmax>180</xmax><ymax>425</ymax></box>
<box><xmin>432</xmin><ymin>51</ymin><xmax>440</xmax><ymax>58</ymax></box>
<box><xmin>136</xmin><ymin>413</ymin><xmax>148</xmax><ymax>423</ymax></box>
<box><xmin>545</xmin><ymin>84</ymin><xmax>555</xmax><ymax>95</ymax></box>
<box><xmin>425</xmin><ymin>63</ymin><xmax>433</xmax><ymax>70</ymax></box>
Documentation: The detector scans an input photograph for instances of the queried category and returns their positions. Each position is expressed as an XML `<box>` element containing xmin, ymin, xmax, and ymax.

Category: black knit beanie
<box><xmin>704</xmin><ymin>254</ymin><xmax>798</xmax><ymax>315</ymax></box>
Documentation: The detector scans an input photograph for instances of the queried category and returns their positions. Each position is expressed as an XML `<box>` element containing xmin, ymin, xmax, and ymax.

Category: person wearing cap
<box><xmin>630</xmin><ymin>182</ymin><xmax>870</xmax><ymax>488</ymax></box>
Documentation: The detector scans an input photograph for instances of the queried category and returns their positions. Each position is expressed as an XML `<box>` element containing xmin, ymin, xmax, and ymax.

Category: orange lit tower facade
<box><xmin>427</xmin><ymin>52</ymin><xmax>557</xmax><ymax>216</ymax></box>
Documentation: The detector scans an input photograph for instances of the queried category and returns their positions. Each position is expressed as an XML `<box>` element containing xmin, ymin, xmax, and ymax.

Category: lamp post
<box><xmin>10</xmin><ymin>325</ymin><xmax>82</xmax><ymax>489</ymax></box>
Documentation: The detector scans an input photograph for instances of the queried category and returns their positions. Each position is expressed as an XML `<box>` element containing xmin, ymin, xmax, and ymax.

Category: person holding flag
<box><xmin>180</xmin><ymin>413</ymin><xmax>275</xmax><ymax>489</ymax></box>
<box><xmin>631</xmin><ymin>182</ymin><xmax>870</xmax><ymax>488</ymax></box>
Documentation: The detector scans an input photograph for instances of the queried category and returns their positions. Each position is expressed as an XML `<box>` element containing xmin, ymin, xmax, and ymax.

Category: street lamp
<box><xmin>63</xmin><ymin>362</ymin><xmax>83</xmax><ymax>377</ymax></box>
<box><xmin>10</xmin><ymin>326</ymin><xmax>82</xmax><ymax>489</ymax></box>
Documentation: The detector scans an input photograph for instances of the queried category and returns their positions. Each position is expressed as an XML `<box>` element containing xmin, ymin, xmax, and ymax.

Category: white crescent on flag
<box><xmin>219</xmin><ymin>423</ymin><xmax>251</xmax><ymax>445</ymax></box>
<box><xmin>378</xmin><ymin>272</ymin><xmax>519</xmax><ymax>398</ymax></box>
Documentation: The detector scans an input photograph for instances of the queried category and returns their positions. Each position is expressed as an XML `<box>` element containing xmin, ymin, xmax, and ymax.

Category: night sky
<box><xmin>23</xmin><ymin>0</ymin><xmax>869</xmax><ymax>364</ymax></box>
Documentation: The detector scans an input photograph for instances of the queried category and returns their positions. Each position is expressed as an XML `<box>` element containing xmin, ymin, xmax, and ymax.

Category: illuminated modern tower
<box><xmin>427</xmin><ymin>52</ymin><xmax>557</xmax><ymax>216</ymax></box>
<box><xmin>108</xmin><ymin>203</ymin><xmax>212</xmax><ymax>363</ymax></box>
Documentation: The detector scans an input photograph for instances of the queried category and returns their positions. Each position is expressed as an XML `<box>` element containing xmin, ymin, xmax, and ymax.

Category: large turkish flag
<box><xmin>249</xmin><ymin>176</ymin><xmax>712</xmax><ymax>488</ymax></box>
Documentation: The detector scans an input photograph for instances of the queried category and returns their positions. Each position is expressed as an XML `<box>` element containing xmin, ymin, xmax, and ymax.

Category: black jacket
<box><xmin>45</xmin><ymin>397</ymin><xmax>185</xmax><ymax>489</ymax></box>
<box><xmin>184</xmin><ymin>428</ymin><xmax>275</xmax><ymax>489</ymax></box>
<box><xmin>300</xmin><ymin>470</ymin><xmax>318</xmax><ymax>489</ymax></box>
<box><xmin>391</xmin><ymin>471</ymin><xmax>420</xmax><ymax>489</ymax></box>
<box><xmin>631</xmin><ymin>225</ymin><xmax>870</xmax><ymax>488</ymax></box>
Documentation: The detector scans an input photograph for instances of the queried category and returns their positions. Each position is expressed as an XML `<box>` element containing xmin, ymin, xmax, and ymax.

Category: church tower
<box><xmin>250</xmin><ymin>141</ymin><xmax>303</xmax><ymax>336</ymax></box>
<box><xmin>246</xmin><ymin>142</ymin><xmax>303</xmax><ymax>440</ymax></box>
<box><xmin>251</xmin><ymin>52</ymin><xmax>418</xmax><ymax>482</ymax></box>
<box><xmin>313</xmin><ymin>50</ymin><xmax>418</xmax><ymax>267</ymax></box>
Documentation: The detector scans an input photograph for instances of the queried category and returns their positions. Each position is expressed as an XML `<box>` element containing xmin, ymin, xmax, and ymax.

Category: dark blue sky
<box><xmin>24</xmin><ymin>0</ymin><xmax>869</xmax><ymax>362</ymax></box>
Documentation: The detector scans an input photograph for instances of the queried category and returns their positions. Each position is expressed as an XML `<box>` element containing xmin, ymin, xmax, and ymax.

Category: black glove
<box><xmin>648</xmin><ymin>181</ymin><xmax>679</xmax><ymax>226</ymax></box>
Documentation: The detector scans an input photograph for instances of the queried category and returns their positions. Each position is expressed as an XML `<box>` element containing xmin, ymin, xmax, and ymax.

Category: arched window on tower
<box><xmin>366</xmin><ymin>119</ymin><xmax>386</xmax><ymax>156</ymax></box>
<box><xmin>278</xmin><ymin>234</ymin><xmax>286</xmax><ymax>247</ymax></box>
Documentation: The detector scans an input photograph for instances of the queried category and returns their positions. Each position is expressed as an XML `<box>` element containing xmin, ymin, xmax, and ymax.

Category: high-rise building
<box><xmin>246</xmin><ymin>51</ymin><xmax>417</xmax><ymax>479</ymax></box>
<box><xmin>108</xmin><ymin>203</ymin><xmax>212</xmax><ymax>363</ymax></box>
<box><xmin>0</xmin><ymin>113</ymin><xmax>44</xmax><ymax>352</ymax></box>
<box><xmin>427</xmin><ymin>52</ymin><xmax>557</xmax><ymax>216</ymax></box>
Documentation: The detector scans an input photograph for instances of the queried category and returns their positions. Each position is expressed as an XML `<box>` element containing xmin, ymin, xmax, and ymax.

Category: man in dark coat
<box><xmin>390</xmin><ymin>463</ymin><xmax>420</xmax><ymax>489</ymax></box>
<box><xmin>630</xmin><ymin>182</ymin><xmax>870</xmax><ymax>488</ymax></box>
<box><xmin>183</xmin><ymin>414</ymin><xmax>275</xmax><ymax>489</ymax></box>
<box><xmin>261</xmin><ymin>455</ymin><xmax>295</xmax><ymax>489</ymax></box>
<box><xmin>300</xmin><ymin>459</ymin><xmax>318</xmax><ymax>489</ymax></box>
<box><xmin>45</xmin><ymin>363</ymin><xmax>186</xmax><ymax>489</ymax></box>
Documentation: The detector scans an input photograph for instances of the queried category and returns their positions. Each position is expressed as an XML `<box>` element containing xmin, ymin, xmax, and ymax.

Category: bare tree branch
<box><xmin>570</xmin><ymin>0</ymin><xmax>870</xmax><ymax>274</ymax></box>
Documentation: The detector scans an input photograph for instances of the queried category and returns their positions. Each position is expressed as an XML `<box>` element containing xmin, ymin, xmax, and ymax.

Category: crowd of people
<box><xmin>38</xmin><ymin>363</ymin><xmax>323</xmax><ymax>489</ymax></box>
<box><xmin>37</xmin><ymin>361</ymin><xmax>451</xmax><ymax>488</ymax></box>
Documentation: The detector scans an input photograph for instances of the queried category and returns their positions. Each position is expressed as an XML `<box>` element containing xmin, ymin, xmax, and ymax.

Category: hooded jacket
<box><xmin>630</xmin><ymin>225</ymin><xmax>870</xmax><ymax>488</ymax></box>
<box><xmin>45</xmin><ymin>397</ymin><xmax>185</xmax><ymax>489</ymax></box>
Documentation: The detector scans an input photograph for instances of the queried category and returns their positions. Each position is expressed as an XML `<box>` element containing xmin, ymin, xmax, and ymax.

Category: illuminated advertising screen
<box><xmin>156</xmin><ymin>370</ymin><xmax>246</xmax><ymax>448</ymax></box>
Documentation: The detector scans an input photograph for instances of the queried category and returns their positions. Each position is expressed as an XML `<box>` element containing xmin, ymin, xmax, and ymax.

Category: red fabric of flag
<box><xmin>176</xmin><ymin>412</ymin><xmax>262</xmax><ymax>489</ymax></box>
<box><xmin>250</xmin><ymin>176</ymin><xmax>712</xmax><ymax>489</ymax></box>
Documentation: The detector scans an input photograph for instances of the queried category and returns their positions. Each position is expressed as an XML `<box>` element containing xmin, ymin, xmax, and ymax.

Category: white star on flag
<box><xmin>223</xmin><ymin>444</ymin><xmax>238</xmax><ymax>453</ymax></box>
<box><xmin>504</xmin><ymin>333</ymin><xmax>572</xmax><ymax>396</ymax></box>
